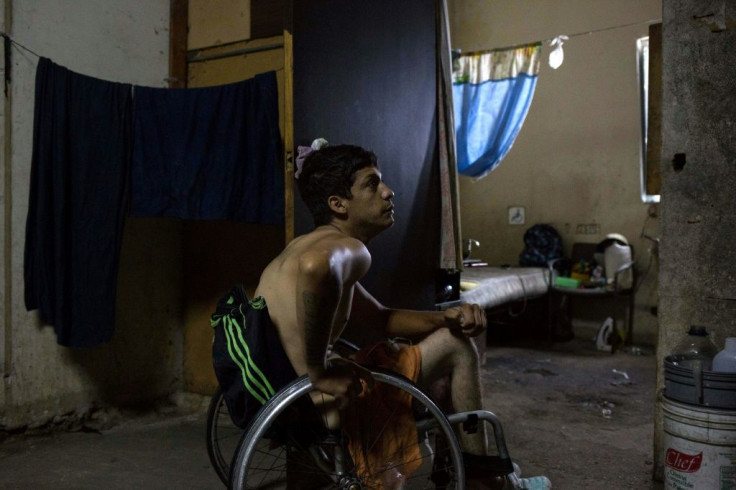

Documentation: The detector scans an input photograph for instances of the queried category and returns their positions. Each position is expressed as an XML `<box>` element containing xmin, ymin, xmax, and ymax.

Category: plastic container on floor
<box><xmin>664</xmin><ymin>357</ymin><xmax>736</xmax><ymax>409</ymax></box>
<box><xmin>670</xmin><ymin>326</ymin><xmax>718</xmax><ymax>370</ymax></box>
<box><xmin>713</xmin><ymin>337</ymin><xmax>736</xmax><ymax>373</ymax></box>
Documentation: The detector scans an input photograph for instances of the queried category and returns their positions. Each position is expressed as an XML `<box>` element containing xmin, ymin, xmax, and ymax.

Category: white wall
<box><xmin>1</xmin><ymin>0</ymin><xmax>182</xmax><ymax>428</ymax></box>
<box><xmin>450</xmin><ymin>0</ymin><xmax>662</xmax><ymax>344</ymax></box>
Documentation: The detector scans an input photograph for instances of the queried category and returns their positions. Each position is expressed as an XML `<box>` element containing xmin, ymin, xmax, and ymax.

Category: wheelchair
<box><xmin>207</xmin><ymin>340</ymin><xmax>531</xmax><ymax>489</ymax></box>
<box><xmin>207</xmin><ymin>385</ymin><xmax>245</xmax><ymax>486</ymax></box>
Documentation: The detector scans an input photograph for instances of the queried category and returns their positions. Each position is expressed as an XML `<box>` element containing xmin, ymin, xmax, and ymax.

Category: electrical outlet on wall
<box><xmin>575</xmin><ymin>223</ymin><xmax>600</xmax><ymax>234</ymax></box>
<box><xmin>508</xmin><ymin>206</ymin><xmax>525</xmax><ymax>225</ymax></box>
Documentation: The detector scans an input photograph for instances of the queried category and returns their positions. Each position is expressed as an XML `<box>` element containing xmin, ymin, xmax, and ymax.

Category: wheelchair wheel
<box><xmin>208</xmin><ymin>338</ymin><xmax>361</xmax><ymax>487</ymax></box>
<box><xmin>229</xmin><ymin>369</ymin><xmax>464</xmax><ymax>489</ymax></box>
<box><xmin>207</xmin><ymin>386</ymin><xmax>244</xmax><ymax>486</ymax></box>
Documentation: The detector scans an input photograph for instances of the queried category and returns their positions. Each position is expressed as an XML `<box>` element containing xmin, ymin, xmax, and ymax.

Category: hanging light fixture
<box><xmin>548</xmin><ymin>35</ymin><xmax>569</xmax><ymax>69</ymax></box>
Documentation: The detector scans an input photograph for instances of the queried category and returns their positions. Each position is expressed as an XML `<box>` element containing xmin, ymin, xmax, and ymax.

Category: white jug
<box><xmin>604</xmin><ymin>242</ymin><xmax>632</xmax><ymax>289</ymax></box>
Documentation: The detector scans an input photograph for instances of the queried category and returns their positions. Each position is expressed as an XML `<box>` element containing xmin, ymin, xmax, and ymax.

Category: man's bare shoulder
<box><xmin>259</xmin><ymin>227</ymin><xmax>368</xmax><ymax>278</ymax></box>
<box><xmin>293</xmin><ymin>228</ymin><xmax>371</xmax><ymax>281</ymax></box>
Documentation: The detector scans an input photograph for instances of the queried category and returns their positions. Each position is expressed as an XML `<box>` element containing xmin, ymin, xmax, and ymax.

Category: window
<box><xmin>637</xmin><ymin>36</ymin><xmax>660</xmax><ymax>203</ymax></box>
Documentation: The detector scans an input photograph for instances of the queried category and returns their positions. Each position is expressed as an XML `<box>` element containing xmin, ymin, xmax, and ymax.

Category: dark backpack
<box><xmin>519</xmin><ymin>224</ymin><xmax>563</xmax><ymax>266</ymax></box>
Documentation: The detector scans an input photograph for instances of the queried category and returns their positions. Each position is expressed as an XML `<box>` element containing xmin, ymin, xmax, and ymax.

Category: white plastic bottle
<box><xmin>712</xmin><ymin>337</ymin><xmax>736</xmax><ymax>373</ymax></box>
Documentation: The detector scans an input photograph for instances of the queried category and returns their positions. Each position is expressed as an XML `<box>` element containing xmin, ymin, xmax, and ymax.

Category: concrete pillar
<box><xmin>654</xmin><ymin>0</ymin><xmax>736</xmax><ymax>480</ymax></box>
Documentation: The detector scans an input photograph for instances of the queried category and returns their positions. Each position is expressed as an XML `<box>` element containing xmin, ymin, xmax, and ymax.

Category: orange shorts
<box><xmin>343</xmin><ymin>341</ymin><xmax>423</xmax><ymax>489</ymax></box>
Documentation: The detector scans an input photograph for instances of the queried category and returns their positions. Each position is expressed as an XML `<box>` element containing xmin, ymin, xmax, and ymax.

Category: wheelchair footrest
<box><xmin>463</xmin><ymin>452</ymin><xmax>515</xmax><ymax>477</ymax></box>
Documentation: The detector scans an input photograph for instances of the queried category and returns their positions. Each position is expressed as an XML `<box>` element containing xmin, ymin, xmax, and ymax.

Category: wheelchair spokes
<box><xmin>229</xmin><ymin>372</ymin><xmax>464</xmax><ymax>489</ymax></box>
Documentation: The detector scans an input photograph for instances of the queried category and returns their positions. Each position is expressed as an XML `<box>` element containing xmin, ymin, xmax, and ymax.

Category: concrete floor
<box><xmin>482</xmin><ymin>335</ymin><xmax>663</xmax><ymax>490</ymax></box>
<box><xmin>0</xmin><ymin>334</ymin><xmax>662</xmax><ymax>489</ymax></box>
<box><xmin>0</xmin><ymin>410</ymin><xmax>216</xmax><ymax>489</ymax></box>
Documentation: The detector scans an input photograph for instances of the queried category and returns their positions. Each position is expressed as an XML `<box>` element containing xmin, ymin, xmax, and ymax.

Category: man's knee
<box><xmin>420</xmin><ymin>328</ymin><xmax>483</xmax><ymax>412</ymax></box>
<box><xmin>451</xmin><ymin>331</ymin><xmax>481</xmax><ymax>369</ymax></box>
<box><xmin>422</xmin><ymin>327</ymin><xmax>480</xmax><ymax>369</ymax></box>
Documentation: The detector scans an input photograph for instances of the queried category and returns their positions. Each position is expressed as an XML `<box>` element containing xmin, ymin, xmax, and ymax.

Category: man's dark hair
<box><xmin>296</xmin><ymin>144</ymin><xmax>378</xmax><ymax>226</ymax></box>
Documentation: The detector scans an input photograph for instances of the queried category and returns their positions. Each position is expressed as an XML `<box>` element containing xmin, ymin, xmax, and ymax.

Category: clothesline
<box><xmin>456</xmin><ymin>17</ymin><xmax>662</xmax><ymax>55</ymax></box>
<box><xmin>5</xmin><ymin>16</ymin><xmax>663</xmax><ymax>72</ymax></box>
<box><xmin>0</xmin><ymin>31</ymin><xmax>40</xmax><ymax>57</ymax></box>
<box><xmin>5</xmin><ymin>15</ymin><xmax>663</xmax><ymax>63</ymax></box>
<box><xmin>0</xmin><ymin>31</ymin><xmax>287</xmax><ymax>93</ymax></box>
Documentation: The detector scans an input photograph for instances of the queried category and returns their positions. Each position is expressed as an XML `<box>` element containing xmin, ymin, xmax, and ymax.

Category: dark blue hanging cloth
<box><xmin>24</xmin><ymin>58</ymin><xmax>132</xmax><ymax>348</ymax></box>
<box><xmin>130</xmin><ymin>71</ymin><xmax>283</xmax><ymax>223</ymax></box>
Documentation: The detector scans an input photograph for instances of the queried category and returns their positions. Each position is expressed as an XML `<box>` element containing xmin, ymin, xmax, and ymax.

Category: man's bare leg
<box><xmin>416</xmin><ymin>328</ymin><xmax>488</xmax><ymax>455</ymax></box>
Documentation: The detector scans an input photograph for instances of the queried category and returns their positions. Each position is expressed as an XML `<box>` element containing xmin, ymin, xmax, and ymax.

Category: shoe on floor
<box><xmin>510</xmin><ymin>474</ymin><xmax>552</xmax><ymax>489</ymax></box>
<box><xmin>508</xmin><ymin>462</ymin><xmax>552</xmax><ymax>489</ymax></box>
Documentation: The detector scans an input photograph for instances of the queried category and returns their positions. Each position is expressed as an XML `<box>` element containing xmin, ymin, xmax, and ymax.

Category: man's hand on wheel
<box><xmin>310</xmin><ymin>357</ymin><xmax>374</xmax><ymax>410</ymax></box>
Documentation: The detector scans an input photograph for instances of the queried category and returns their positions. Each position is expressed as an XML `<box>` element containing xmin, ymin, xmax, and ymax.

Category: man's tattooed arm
<box><xmin>302</xmin><ymin>290</ymin><xmax>334</xmax><ymax>367</ymax></box>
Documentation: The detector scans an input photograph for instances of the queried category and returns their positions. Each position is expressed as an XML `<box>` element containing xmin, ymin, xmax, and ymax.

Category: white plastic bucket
<box><xmin>663</xmin><ymin>397</ymin><xmax>736</xmax><ymax>489</ymax></box>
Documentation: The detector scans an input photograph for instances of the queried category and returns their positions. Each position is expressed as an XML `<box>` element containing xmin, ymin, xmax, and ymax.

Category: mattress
<box><xmin>460</xmin><ymin>267</ymin><xmax>549</xmax><ymax>309</ymax></box>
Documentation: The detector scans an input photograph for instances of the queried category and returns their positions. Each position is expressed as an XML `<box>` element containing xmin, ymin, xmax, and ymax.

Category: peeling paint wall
<box><xmin>1</xmin><ymin>0</ymin><xmax>181</xmax><ymax>428</ymax></box>
<box><xmin>449</xmin><ymin>0</ymin><xmax>662</xmax><ymax>344</ymax></box>
<box><xmin>0</xmin><ymin>0</ymin><xmax>8</xmax><ymax>416</ymax></box>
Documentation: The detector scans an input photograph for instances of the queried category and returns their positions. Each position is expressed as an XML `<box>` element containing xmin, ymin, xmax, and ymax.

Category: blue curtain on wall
<box><xmin>131</xmin><ymin>72</ymin><xmax>283</xmax><ymax>224</ymax></box>
<box><xmin>26</xmin><ymin>60</ymin><xmax>283</xmax><ymax>347</ymax></box>
<box><xmin>452</xmin><ymin>43</ymin><xmax>541</xmax><ymax>179</ymax></box>
<box><xmin>25</xmin><ymin>58</ymin><xmax>132</xmax><ymax>347</ymax></box>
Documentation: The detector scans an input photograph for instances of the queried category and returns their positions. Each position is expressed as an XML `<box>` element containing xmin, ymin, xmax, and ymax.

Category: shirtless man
<box><xmin>212</xmin><ymin>142</ymin><xmax>497</xmax><ymax>487</ymax></box>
